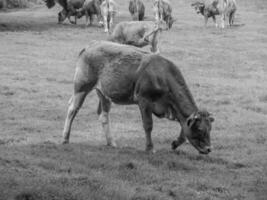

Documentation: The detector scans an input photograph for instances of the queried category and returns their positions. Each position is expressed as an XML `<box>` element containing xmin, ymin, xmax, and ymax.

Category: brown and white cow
<box><xmin>100</xmin><ymin>0</ymin><xmax>118</xmax><ymax>33</ymax></box>
<box><xmin>128</xmin><ymin>0</ymin><xmax>145</xmax><ymax>21</ymax></box>
<box><xmin>153</xmin><ymin>0</ymin><xmax>174</xmax><ymax>29</ymax></box>
<box><xmin>108</xmin><ymin>20</ymin><xmax>167</xmax><ymax>53</ymax></box>
<box><xmin>62</xmin><ymin>40</ymin><xmax>215</xmax><ymax>154</ymax></box>
<box><xmin>192</xmin><ymin>0</ymin><xmax>237</xmax><ymax>28</ymax></box>
<box><xmin>76</xmin><ymin>0</ymin><xmax>103</xmax><ymax>26</ymax></box>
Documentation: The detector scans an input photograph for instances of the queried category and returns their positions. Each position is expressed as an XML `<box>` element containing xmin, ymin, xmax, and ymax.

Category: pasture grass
<box><xmin>0</xmin><ymin>0</ymin><xmax>267</xmax><ymax>200</ymax></box>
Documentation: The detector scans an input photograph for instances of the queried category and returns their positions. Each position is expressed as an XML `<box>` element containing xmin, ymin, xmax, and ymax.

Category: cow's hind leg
<box><xmin>103</xmin><ymin>15</ymin><xmax>108</xmax><ymax>32</ymax></box>
<box><xmin>62</xmin><ymin>90</ymin><xmax>89</xmax><ymax>144</ymax></box>
<box><xmin>212</xmin><ymin>16</ymin><xmax>218</xmax><ymax>27</ymax></box>
<box><xmin>229</xmin><ymin>11</ymin><xmax>235</xmax><ymax>26</ymax></box>
<box><xmin>96</xmin><ymin>89</ymin><xmax>117</xmax><ymax>147</ymax></box>
<box><xmin>62</xmin><ymin>61</ymin><xmax>96</xmax><ymax>143</ymax></box>
<box><xmin>138</xmin><ymin>98</ymin><xmax>154</xmax><ymax>153</ymax></box>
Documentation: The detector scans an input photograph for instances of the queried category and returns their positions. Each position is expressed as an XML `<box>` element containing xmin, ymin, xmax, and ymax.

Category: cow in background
<box><xmin>76</xmin><ymin>0</ymin><xmax>103</xmax><ymax>26</ymax></box>
<box><xmin>109</xmin><ymin>20</ymin><xmax>167</xmax><ymax>53</ymax></box>
<box><xmin>153</xmin><ymin>0</ymin><xmax>174</xmax><ymax>29</ymax></box>
<box><xmin>44</xmin><ymin>0</ymin><xmax>84</xmax><ymax>24</ymax></box>
<box><xmin>191</xmin><ymin>0</ymin><xmax>237</xmax><ymax>28</ymax></box>
<box><xmin>128</xmin><ymin>0</ymin><xmax>145</xmax><ymax>21</ymax></box>
<box><xmin>58</xmin><ymin>0</ymin><xmax>85</xmax><ymax>24</ymax></box>
<box><xmin>62</xmin><ymin>40</ymin><xmax>215</xmax><ymax>154</ymax></box>
<box><xmin>100</xmin><ymin>0</ymin><xmax>118</xmax><ymax>33</ymax></box>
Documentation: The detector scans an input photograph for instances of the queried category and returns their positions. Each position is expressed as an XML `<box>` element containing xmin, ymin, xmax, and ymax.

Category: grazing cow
<box><xmin>76</xmin><ymin>0</ymin><xmax>103</xmax><ymax>26</ymax></box>
<box><xmin>44</xmin><ymin>0</ymin><xmax>68</xmax><ymax>22</ymax></box>
<box><xmin>191</xmin><ymin>0</ymin><xmax>237</xmax><ymax>28</ymax></box>
<box><xmin>109</xmin><ymin>20</ymin><xmax>167</xmax><ymax>53</ymax></box>
<box><xmin>153</xmin><ymin>0</ymin><xmax>174</xmax><ymax>29</ymax></box>
<box><xmin>44</xmin><ymin>0</ymin><xmax>83</xmax><ymax>24</ymax></box>
<box><xmin>58</xmin><ymin>0</ymin><xmax>85</xmax><ymax>24</ymax></box>
<box><xmin>100</xmin><ymin>0</ymin><xmax>118</xmax><ymax>33</ymax></box>
<box><xmin>128</xmin><ymin>0</ymin><xmax>145</xmax><ymax>21</ymax></box>
<box><xmin>62</xmin><ymin>40</ymin><xmax>215</xmax><ymax>154</ymax></box>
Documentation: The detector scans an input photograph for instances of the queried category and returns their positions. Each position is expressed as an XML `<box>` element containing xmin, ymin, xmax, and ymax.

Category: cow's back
<box><xmin>67</xmin><ymin>0</ymin><xmax>84</xmax><ymax>9</ymax></box>
<box><xmin>110</xmin><ymin>21</ymin><xmax>154</xmax><ymax>43</ymax></box>
<box><xmin>79</xmin><ymin>41</ymin><xmax>150</xmax><ymax>103</ymax></box>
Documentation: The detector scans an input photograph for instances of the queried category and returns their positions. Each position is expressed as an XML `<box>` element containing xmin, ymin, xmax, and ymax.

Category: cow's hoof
<box><xmin>62</xmin><ymin>140</ymin><xmax>69</xmax><ymax>144</ymax></box>
<box><xmin>171</xmin><ymin>140</ymin><xmax>178</xmax><ymax>150</ymax></box>
<box><xmin>107</xmin><ymin>140</ymin><xmax>117</xmax><ymax>147</ymax></box>
<box><xmin>146</xmin><ymin>149</ymin><xmax>156</xmax><ymax>154</ymax></box>
<box><xmin>145</xmin><ymin>145</ymin><xmax>155</xmax><ymax>154</ymax></box>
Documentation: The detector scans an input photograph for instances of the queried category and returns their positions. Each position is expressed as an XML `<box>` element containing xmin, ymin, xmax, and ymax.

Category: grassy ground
<box><xmin>0</xmin><ymin>0</ymin><xmax>267</xmax><ymax>199</ymax></box>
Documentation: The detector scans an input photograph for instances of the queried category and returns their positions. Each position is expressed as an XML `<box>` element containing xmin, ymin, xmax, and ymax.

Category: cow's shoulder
<box><xmin>134</xmin><ymin>54</ymin><xmax>177</xmax><ymax>101</ymax></box>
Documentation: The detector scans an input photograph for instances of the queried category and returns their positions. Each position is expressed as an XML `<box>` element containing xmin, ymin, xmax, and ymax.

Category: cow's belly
<box><xmin>97</xmin><ymin>59</ymin><xmax>140</xmax><ymax>105</ymax></box>
<box><xmin>98</xmin><ymin>79</ymin><xmax>136</xmax><ymax>104</ymax></box>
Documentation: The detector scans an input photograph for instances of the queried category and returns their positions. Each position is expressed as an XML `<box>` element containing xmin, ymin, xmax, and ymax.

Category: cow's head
<box><xmin>76</xmin><ymin>8</ymin><xmax>84</xmax><ymax>19</ymax></box>
<box><xmin>191</xmin><ymin>2</ymin><xmax>205</xmax><ymax>15</ymax></box>
<box><xmin>58</xmin><ymin>10</ymin><xmax>68</xmax><ymax>23</ymax></box>
<box><xmin>185</xmin><ymin>110</ymin><xmax>214</xmax><ymax>154</ymax></box>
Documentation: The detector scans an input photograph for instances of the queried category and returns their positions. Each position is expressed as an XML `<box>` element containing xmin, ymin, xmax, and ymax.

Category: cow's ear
<box><xmin>187</xmin><ymin>114</ymin><xmax>198</xmax><ymax>127</ymax></box>
<box><xmin>209</xmin><ymin>116</ymin><xmax>215</xmax><ymax>122</ymax></box>
<box><xmin>187</xmin><ymin>118</ymin><xmax>194</xmax><ymax>127</ymax></box>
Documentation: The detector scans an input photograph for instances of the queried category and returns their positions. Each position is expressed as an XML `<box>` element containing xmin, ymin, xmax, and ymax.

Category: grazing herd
<box><xmin>57</xmin><ymin>0</ymin><xmax>238</xmax><ymax>154</ymax></box>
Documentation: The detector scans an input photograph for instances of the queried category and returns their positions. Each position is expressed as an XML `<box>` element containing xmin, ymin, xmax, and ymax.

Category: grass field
<box><xmin>0</xmin><ymin>0</ymin><xmax>267</xmax><ymax>199</ymax></box>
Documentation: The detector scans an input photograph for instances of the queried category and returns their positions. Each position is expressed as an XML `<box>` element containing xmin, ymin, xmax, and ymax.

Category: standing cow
<box><xmin>128</xmin><ymin>0</ymin><xmax>145</xmax><ymax>21</ymax></box>
<box><xmin>191</xmin><ymin>0</ymin><xmax>237</xmax><ymax>28</ymax></box>
<box><xmin>100</xmin><ymin>0</ymin><xmax>118</xmax><ymax>33</ymax></box>
<box><xmin>62</xmin><ymin>40</ymin><xmax>215</xmax><ymax>154</ymax></box>
<box><xmin>109</xmin><ymin>20</ymin><xmax>167</xmax><ymax>53</ymax></box>
<box><xmin>76</xmin><ymin>0</ymin><xmax>103</xmax><ymax>26</ymax></box>
<box><xmin>153</xmin><ymin>0</ymin><xmax>174</xmax><ymax>29</ymax></box>
<box><xmin>57</xmin><ymin>0</ymin><xmax>85</xmax><ymax>24</ymax></box>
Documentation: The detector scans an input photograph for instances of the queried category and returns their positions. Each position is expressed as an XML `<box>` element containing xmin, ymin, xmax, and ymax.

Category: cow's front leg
<box><xmin>109</xmin><ymin>15</ymin><xmax>113</xmax><ymax>30</ymax></box>
<box><xmin>212</xmin><ymin>15</ymin><xmax>218</xmax><ymax>27</ymax></box>
<box><xmin>204</xmin><ymin>15</ymin><xmax>208</xmax><ymax>27</ymax></box>
<box><xmin>103</xmin><ymin>16</ymin><xmax>108</xmax><ymax>32</ymax></box>
<box><xmin>220</xmin><ymin>14</ymin><xmax>225</xmax><ymax>28</ymax></box>
<box><xmin>96</xmin><ymin>89</ymin><xmax>116</xmax><ymax>147</ymax></box>
<box><xmin>85</xmin><ymin>12</ymin><xmax>90</xmax><ymax>26</ymax></box>
<box><xmin>171</xmin><ymin>129</ymin><xmax>186</xmax><ymax>150</ymax></box>
<box><xmin>150</xmin><ymin>30</ymin><xmax>161</xmax><ymax>54</ymax></box>
<box><xmin>139</xmin><ymin>99</ymin><xmax>154</xmax><ymax>153</ymax></box>
<box><xmin>74</xmin><ymin>15</ymin><xmax>77</xmax><ymax>25</ymax></box>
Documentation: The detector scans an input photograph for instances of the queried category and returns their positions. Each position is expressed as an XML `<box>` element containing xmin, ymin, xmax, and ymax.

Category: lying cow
<box><xmin>128</xmin><ymin>0</ymin><xmax>145</xmax><ymax>21</ymax></box>
<box><xmin>76</xmin><ymin>0</ymin><xmax>103</xmax><ymax>26</ymax></box>
<box><xmin>191</xmin><ymin>0</ymin><xmax>237</xmax><ymax>28</ymax></box>
<box><xmin>62</xmin><ymin>40</ymin><xmax>215</xmax><ymax>154</ymax></box>
<box><xmin>153</xmin><ymin>0</ymin><xmax>174</xmax><ymax>29</ymax></box>
<box><xmin>108</xmin><ymin>20</ymin><xmax>167</xmax><ymax>53</ymax></box>
<box><xmin>58</xmin><ymin>0</ymin><xmax>85</xmax><ymax>24</ymax></box>
<box><xmin>100</xmin><ymin>0</ymin><xmax>118</xmax><ymax>33</ymax></box>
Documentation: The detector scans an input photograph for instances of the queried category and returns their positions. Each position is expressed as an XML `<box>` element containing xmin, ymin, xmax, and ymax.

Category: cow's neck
<box><xmin>168</xmin><ymin>77</ymin><xmax>198</xmax><ymax>123</ymax></box>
